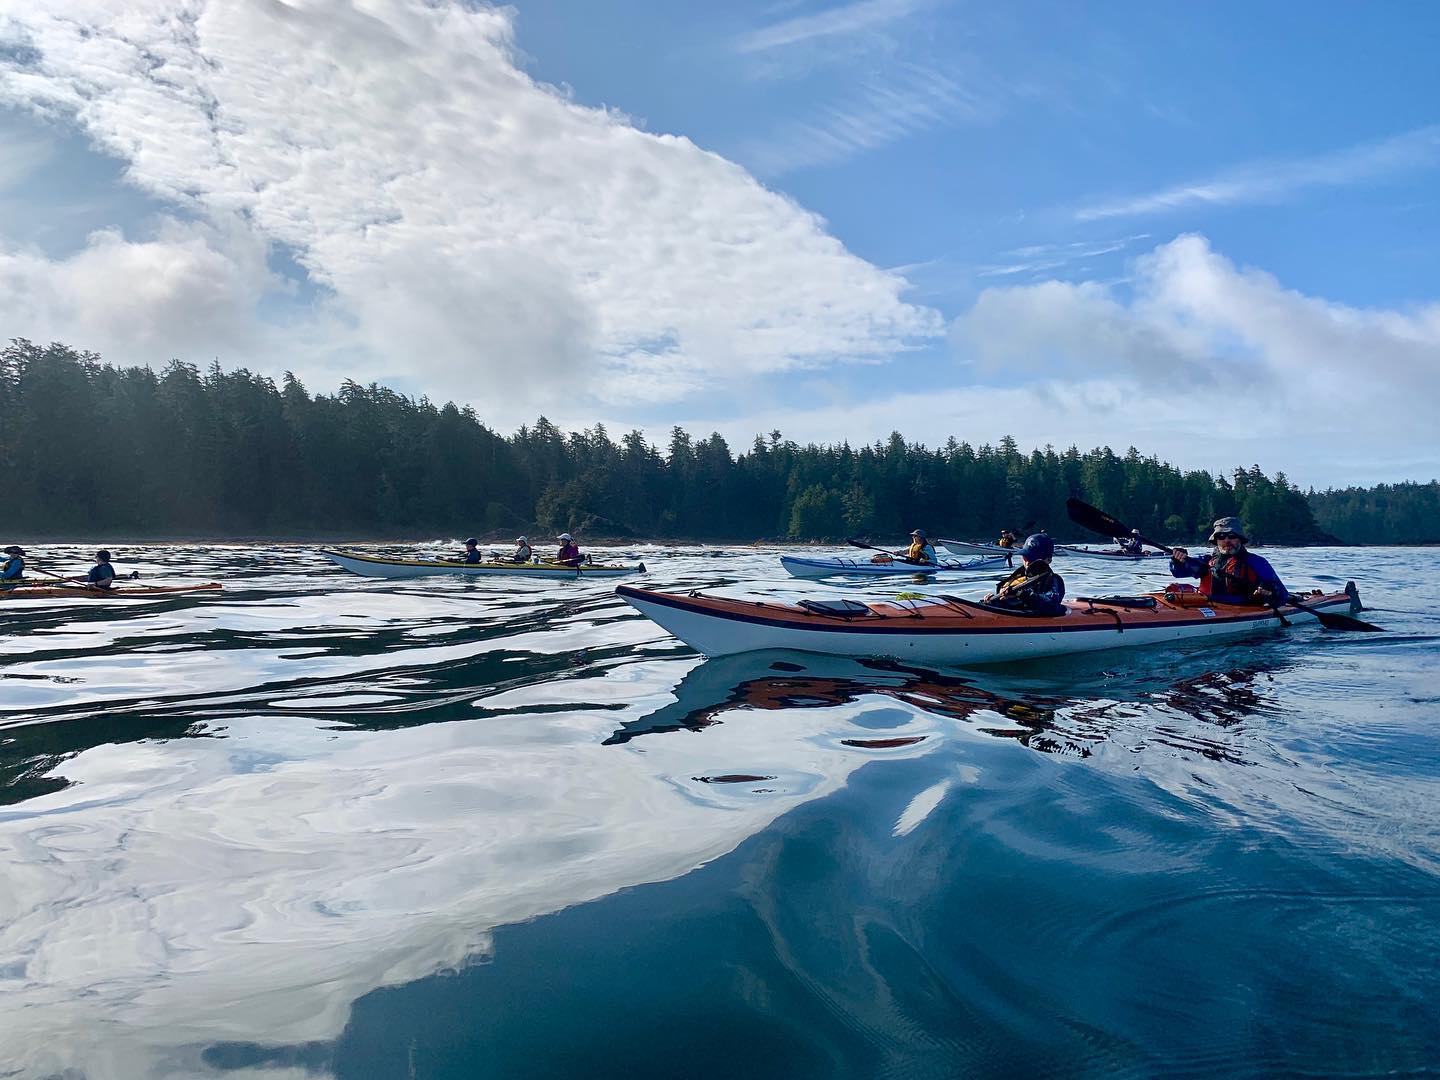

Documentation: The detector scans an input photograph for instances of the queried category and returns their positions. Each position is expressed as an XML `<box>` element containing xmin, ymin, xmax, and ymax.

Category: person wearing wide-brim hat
<box><xmin>555</xmin><ymin>533</ymin><xmax>582</xmax><ymax>567</ymax></box>
<box><xmin>1</xmin><ymin>545</ymin><xmax>25</xmax><ymax>587</ymax></box>
<box><xmin>509</xmin><ymin>535</ymin><xmax>533</xmax><ymax>563</ymax></box>
<box><xmin>904</xmin><ymin>529</ymin><xmax>938</xmax><ymax>566</ymax></box>
<box><xmin>1171</xmin><ymin>516</ymin><xmax>1287</xmax><ymax>605</ymax></box>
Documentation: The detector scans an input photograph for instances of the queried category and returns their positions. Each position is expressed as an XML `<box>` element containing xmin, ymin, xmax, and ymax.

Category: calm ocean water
<box><xmin>1</xmin><ymin>544</ymin><xmax>1437</xmax><ymax>1079</ymax></box>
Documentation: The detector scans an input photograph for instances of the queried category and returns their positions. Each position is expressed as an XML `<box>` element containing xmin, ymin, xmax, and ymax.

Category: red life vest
<box><xmin>1198</xmin><ymin>552</ymin><xmax>1265</xmax><ymax>601</ymax></box>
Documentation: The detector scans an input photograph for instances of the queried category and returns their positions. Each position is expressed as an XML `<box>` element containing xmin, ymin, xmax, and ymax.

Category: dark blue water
<box><xmin>1</xmin><ymin>544</ymin><xmax>1437</xmax><ymax>1078</ymax></box>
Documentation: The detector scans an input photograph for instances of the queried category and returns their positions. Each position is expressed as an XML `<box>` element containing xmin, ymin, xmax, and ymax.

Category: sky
<box><xmin>1</xmin><ymin>1</ymin><xmax>1438</xmax><ymax>488</ymax></box>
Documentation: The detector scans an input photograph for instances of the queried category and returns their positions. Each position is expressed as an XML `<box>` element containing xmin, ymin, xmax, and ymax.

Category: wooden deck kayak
<box><xmin>617</xmin><ymin>583</ymin><xmax>1363</xmax><ymax>665</ymax></box>
<box><xmin>0</xmin><ymin>582</ymin><xmax>222</xmax><ymax>601</ymax></box>
<box><xmin>321</xmin><ymin>548</ymin><xmax>645</xmax><ymax>579</ymax></box>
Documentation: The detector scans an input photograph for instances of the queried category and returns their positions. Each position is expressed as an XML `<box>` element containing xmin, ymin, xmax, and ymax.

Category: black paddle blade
<box><xmin>1066</xmin><ymin>497</ymin><xmax>1132</xmax><ymax>540</ymax></box>
<box><xmin>1307</xmin><ymin>606</ymin><xmax>1385</xmax><ymax>632</ymax></box>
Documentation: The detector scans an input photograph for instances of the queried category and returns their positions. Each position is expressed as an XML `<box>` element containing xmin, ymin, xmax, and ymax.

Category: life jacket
<box><xmin>1199</xmin><ymin>551</ymin><xmax>1266</xmax><ymax>601</ymax></box>
<box><xmin>907</xmin><ymin>541</ymin><xmax>934</xmax><ymax>564</ymax></box>
<box><xmin>995</xmin><ymin>561</ymin><xmax>1054</xmax><ymax>600</ymax></box>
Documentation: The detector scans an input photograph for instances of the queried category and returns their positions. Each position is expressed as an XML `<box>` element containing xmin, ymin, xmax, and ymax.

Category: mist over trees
<box><xmin>4</xmin><ymin>339</ymin><xmax>1419</xmax><ymax>544</ymax></box>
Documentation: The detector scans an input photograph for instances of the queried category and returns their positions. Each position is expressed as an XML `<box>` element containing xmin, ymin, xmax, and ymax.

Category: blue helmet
<box><xmin>1019</xmin><ymin>533</ymin><xmax>1054</xmax><ymax>561</ymax></box>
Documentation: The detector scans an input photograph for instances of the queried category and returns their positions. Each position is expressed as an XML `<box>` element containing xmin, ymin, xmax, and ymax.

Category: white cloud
<box><xmin>657</xmin><ymin>235</ymin><xmax>1440</xmax><ymax>486</ymax></box>
<box><xmin>739</xmin><ymin>63</ymin><xmax>985</xmax><ymax>175</ymax></box>
<box><xmin>0</xmin><ymin>1</ymin><xmax>939</xmax><ymax>420</ymax></box>
<box><xmin>1075</xmin><ymin>124</ymin><xmax>1440</xmax><ymax>221</ymax></box>
<box><xmin>735</xmin><ymin>0</ymin><xmax>934</xmax><ymax>53</ymax></box>
<box><xmin>0</xmin><ymin>217</ymin><xmax>276</xmax><ymax>360</ymax></box>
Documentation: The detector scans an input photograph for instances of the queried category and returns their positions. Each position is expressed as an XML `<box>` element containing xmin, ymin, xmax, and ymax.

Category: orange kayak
<box><xmin>0</xmin><ymin>582</ymin><xmax>223</xmax><ymax>601</ymax></box>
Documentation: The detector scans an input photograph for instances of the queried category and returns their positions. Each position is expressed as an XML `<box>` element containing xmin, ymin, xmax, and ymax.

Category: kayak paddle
<box><xmin>1064</xmin><ymin>497</ymin><xmax>1384</xmax><ymax>633</ymax></box>
<box><xmin>844</xmin><ymin>538</ymin><xmax>934</xmax><ymax>567</ymax></box>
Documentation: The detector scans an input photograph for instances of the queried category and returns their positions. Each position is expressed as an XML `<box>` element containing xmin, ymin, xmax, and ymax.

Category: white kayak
<box><xmin>936</xmin><ymin>539</ymin><xmax>1027</xmax><ymax>557</ymax></box>
<box><xmin>780</xmin><ymin>554</ymin><xmax>1011</xmax><ymax>579</ymax></box>
<box><xmin>321</xmin><ymin>548</ymin><xmax>645</xmax><ymax>580</ymax></box>
<box><xmin>617</xmin><ymin>583</ymin><xmax>1364</xmax><ymax>666</ymax></box>
<box><xmin>1055</xmin><ymin>546</ymin><xmax>1171</xmax><ymax>562</ymax></box>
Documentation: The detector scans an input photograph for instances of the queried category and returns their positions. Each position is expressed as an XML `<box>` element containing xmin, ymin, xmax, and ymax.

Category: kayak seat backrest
<box><xmin>798</xmin><ymin>599</ymin><xmax>875</xmax><ymax>619</ymax></box>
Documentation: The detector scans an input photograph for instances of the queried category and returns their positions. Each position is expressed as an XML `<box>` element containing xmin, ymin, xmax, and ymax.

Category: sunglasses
<box><xmin>1214</xmin><ymin>532</ymin><xmax>1241</xmax><ymax>540</ymax></box>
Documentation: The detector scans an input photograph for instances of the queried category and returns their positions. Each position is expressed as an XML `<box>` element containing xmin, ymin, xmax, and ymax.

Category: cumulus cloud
<box><xmin>0</xmin><ymin>217</ymin><xmax>276</xmax><ymax>360</ymax></box>
<box><xmin>658</xmin><ymin>235</ymin><xmax>1440</xmax><ymax>486</ymax></box>
<box><xmin>953</xmin><ymin>234</ymin><xmax>1440</xmax><ymax>404</ymax></box>
<box><xmin>0</xmin><ymin>1</ymin><xmax>939</xmax><ymax>415</ymax></box>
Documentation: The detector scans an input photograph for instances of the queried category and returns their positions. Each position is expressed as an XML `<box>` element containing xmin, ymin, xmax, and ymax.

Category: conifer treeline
<box><xmin>1308</xmin><ymin>482</ymin><xmax>1440</xmax><ymax>545</ymax></box>
<box><xmin>1</xmin><ymin>338</ymin><xmax>1412</xmax><ymax>544</ymax></box>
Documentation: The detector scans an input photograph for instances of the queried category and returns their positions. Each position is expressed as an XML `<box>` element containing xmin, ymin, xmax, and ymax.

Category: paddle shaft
<box><xmin>845</xmin><ymin>538</ymin><xmax>932</xmax><ymax>566</ymax></box>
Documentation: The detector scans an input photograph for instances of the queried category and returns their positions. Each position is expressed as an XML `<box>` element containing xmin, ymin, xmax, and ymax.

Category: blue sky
<box><xmin>1</xmin><ymin>0</ymin><xmax>1438</xmax><ymax>485</ymax></box>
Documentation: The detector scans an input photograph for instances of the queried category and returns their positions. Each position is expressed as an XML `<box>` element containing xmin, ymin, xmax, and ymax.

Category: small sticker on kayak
<box><xmin>1199</xmin><ymin>607</ymin><xmax>1216</xmax><ymax>618</ymax></box>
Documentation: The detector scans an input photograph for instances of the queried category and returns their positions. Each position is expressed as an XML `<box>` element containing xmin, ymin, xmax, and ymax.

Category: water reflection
<box><xmin>607</xmin><ymin>651</ymin><xmax>1290</xmax><ymax>765</ymax></box>
<box><xmin>0</xmin><ymin>544</ymin><xmax>1436</xmax><ymax>1079</ymax></box>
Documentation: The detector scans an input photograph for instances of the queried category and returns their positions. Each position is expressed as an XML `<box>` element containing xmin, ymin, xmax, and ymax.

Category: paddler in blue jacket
<box><xmin>1171</xmin><ymin>516</ymin><xmax>1287</xmax><ymax>605</ymax></box>
<box><xmin>984</xmin><ymin>534</ymin><xmax>1066</xmax><ymax>615</ymax></box>
<box><xmin>1</xmin><ymin>545</ymin><xmax>24</xmax><ymax>587</ymax></box>
<box><xmin>461</xmin><ymin>538</ymin><xmax>483</xmax><ymax>564</ymax></box>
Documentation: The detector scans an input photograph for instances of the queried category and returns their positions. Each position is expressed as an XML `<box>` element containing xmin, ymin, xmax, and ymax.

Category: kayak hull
<box><xmin>616</xmin><ymin>584</ymin><xmax>1361</xmax><ymax>666</ymax></box>
<box><xmin>321</xmin><ymin>548</ymin><xmax>643</xmax><ymax>580</ymax></box>
<box><xmin>780</xmin><ymin>555</ymin><xmax>1010</xmax><ymax>578</ymax></box>
<box><xmin>0</xmin><ymin>583</ymin><xmax>222</xmax><ymax>600</ymax></box>
<box><xmin>1055</xmin><ymin>546</ymin><xmax>1170</xmax><ymax>561</ymax></box>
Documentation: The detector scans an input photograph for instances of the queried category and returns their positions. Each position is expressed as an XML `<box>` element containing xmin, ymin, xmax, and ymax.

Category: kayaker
<box><xmin>461</xmin><ymin>537</ymin><xmax>482</xmax><ymax>564</ymax></box>
<box><xmin>996</xmin><ymin>529</ymin><xmax>1019</xmax><ymax>549</ymax></box>
<box><xmin>1</xmin><ymin>545</ymin><xmax>24</xmax><ymax>587</ymax></box>
<box><xmin>1116</xmin><ymin>530</ymin><xmax>1143</xmax><ymax>555</ymax></box>
<box><xmin>556</xmin><ymin>533</ymin><xmax>582</xmax><ymax>567</ymax></box>
<box><xmin>983</xmin><ymin>534</ymin><xmax>1066</xmax><ymax>615</ymax></box>
<box><xmin>83</xmin><ymin>550</ymin><xmax>119</xmax><ymax>589</ymax></box>
<box><xmin>904</xmin><ymin>529</ymin><xmax>938</xmax><ymax>565</ymax></box>
<box><xmin>510</xmin><ymin>535</ymin><xmax>533</xmax><ymax>563</ymax></box>
<box><xmin>1171</xmin><ymin>517</ymin><xmax>1287</xmax><ymax>605</ymax></box>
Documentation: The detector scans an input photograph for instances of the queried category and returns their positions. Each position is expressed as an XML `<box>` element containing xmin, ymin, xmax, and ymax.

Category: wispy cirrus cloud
<box><xmin>740</xmin><ymin>64</ymin><xmax>984</xmax><ymax>174</ymax></box>
<box><xmin>977</xmin><ymin>234</ymin><xmax>1151</xmax><ymax>278</ymax></box>
<box><xmin>735</xmin><ymin>0</ymin><xmax>935</xmax><ymax>54</ymax></box>
<box><xmin>1076</xmin><ymin>124</ymin><xmax>1440</xmax><ymax>221</ymax></box>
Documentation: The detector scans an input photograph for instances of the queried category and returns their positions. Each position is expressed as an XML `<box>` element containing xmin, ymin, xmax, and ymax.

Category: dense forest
<box><xmin>1308</xmin><ymin>482</ymin><xmax>1440</xmax><ymax>545</ymax></box>
<box><xmin>2</xmin><ymin>338</ymin><xmax>1427</xmax><ymax>545</ymax></box>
